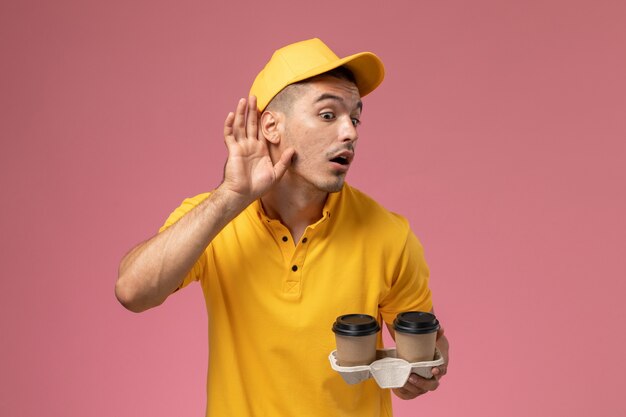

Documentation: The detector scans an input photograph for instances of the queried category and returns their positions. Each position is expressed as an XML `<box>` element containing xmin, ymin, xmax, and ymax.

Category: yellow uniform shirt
<box><xmin>160</xmin><ymin>183</ymin><xmax>433</xmax><ymax>417</ymax></box>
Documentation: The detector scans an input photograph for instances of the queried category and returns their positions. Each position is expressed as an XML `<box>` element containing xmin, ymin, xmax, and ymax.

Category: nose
<box><xmin>339</xmin><ymin>116</ymin><xmax>358</xmax><ymax>143</ymax></box>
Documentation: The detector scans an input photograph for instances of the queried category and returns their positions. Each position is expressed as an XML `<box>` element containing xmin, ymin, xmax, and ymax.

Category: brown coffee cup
<box><xmin>332</xmin><ymin>314</ymin><xmax>380</xmax><ymax>367</ymax></box>
<box><xmin>393</xmin><ymin>311</ymin><xmax>439</xmax><ymax>363</ymax></box>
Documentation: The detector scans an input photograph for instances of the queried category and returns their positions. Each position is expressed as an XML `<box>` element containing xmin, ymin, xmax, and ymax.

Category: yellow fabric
<box><xmin>160</xmin><ymin>183</ymin><xmax>433</xmax><ymax>417</ymax></box>
<box><xmin>249</xmin><ymin>38</ymin><xmax>385</xmax><ymax>111</ymax></box>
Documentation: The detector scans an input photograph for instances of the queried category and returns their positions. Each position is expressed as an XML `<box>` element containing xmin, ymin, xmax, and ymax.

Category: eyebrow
<box><xmin>314</xmin><ymin>93</ymin><xmax>363</xmax><ymax>112</ymax></box>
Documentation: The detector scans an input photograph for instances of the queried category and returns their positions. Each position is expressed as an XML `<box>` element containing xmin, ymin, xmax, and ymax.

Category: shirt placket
<box><xmin>283</xmin><ymin>234</ymin><xmax>310</xmax><ymax>298</ymax></box>
<box><xmin>257</xmin><ymin>203</ymin><xmax>332</xmax><ymax>300</ymax></box>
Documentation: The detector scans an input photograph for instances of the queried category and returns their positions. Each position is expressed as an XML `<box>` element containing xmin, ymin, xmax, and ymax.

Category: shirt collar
<box><xmin>253</xmin><ymin>184</ymin><xmax>345</xmax><ymax>226</ymax></box>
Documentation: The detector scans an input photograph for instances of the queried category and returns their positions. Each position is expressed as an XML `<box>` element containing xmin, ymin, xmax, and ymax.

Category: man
<box><xmin>116</xmin><ymin>38</ymin><xmax>449</xmax><ymax>416</ymax></box>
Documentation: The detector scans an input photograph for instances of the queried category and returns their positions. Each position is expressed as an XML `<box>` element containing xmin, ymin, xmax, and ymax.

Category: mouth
<box><xmin>329</xmin><ymin>150</ymin><xmax>354</xmax><ymax>168</ymax></box>
<box><xmin>330</xmin><ymin>155</ymin><xmax>351</xmax><ymax>166</ymax></box>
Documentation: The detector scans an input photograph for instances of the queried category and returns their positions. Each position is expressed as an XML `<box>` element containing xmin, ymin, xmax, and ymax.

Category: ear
<box><xmin>260</xmin><ymin>110</ymin><xmax>282</xmax><ymax>144</ymax></box>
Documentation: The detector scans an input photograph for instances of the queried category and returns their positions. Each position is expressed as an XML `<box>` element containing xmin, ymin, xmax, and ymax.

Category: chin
<box><xmin>291</xmin><ymin>168</ymin><xmax>346</xmax><ymax>193</ymax></box>
<box><xmin>318</xmin><ymin>177</ymin><xmax>345</xmax><ymax>193</ymax></box>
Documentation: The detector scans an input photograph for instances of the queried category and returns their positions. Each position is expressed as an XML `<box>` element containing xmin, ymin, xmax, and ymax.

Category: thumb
<box><xmin>273</xmin><ymin>148</ymin><xmax>295</xmax><ymax>180</ymax></box>
<box><xmin>436</xmin><ymin>327</ymin><xmax>445</xmax><ymax>340</ymax></box>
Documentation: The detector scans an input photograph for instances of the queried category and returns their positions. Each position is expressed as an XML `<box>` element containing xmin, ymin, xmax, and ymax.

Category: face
<box><xmin>275</xmin><ymin>76</ymin><xmax>363</xmax><ymax>193</ymax></box>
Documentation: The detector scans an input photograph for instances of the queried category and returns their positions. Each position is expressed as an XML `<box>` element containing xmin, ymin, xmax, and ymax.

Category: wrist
<box><xmin>212</xmin><ymin>184</ymin><xmax>255</xmax><ymax>214</ymax></box>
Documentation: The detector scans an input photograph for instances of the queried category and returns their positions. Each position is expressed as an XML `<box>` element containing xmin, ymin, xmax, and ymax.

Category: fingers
<box><xmin>410</xmin><ymin>372</ymin><xmax>440</xmax><ymax>392</ymax></box>
<box><xmin>224</xmin><ymin>97</ymin><xmax>261</xmax><ymax>151</ymax></box>
<box><xmin>393</xmin><ymin>373</ymin><xmax>439</xmax><ymax>400</ymax></box>
<box><xmin>435</xmin><ymin>328</ymin><xmax>450</xmax><ymax>375</ymax></box>
<box><xmin>247</xmin><ymin>95</ymin><xmax>258</xmax><ymax>140</ymax></box>
<box><xmin>223</xmin><ymin>112</ymin><xmax>235</xmax><ymax>146</ymax></box>
<box><xmin>232</xmin><ymin>98</ymin><xmax>247</xmax><ymax>139</ymax></box>
<box><xmin>432</xmin><ymin>364</ymin><xmax>447</xmax><ymax>379</ymax></box>
<box><xmin>392</xmin><ymin>385</ymin><xmax>424</xmax><ymax>400</ymax></box>
<box><xmin>227</xmin><ymin>96</ymin><xmax>259</xmax><ymax>141</ymax></box>
<box><xmin>273</xmin><ymin>147</ymin><xmax>295</xmax><ymax>180</ymax></box>
<box><xmin>436</xmin><ymin>326</ymin><xmax>445</xmax><ymax>340</ymax></box>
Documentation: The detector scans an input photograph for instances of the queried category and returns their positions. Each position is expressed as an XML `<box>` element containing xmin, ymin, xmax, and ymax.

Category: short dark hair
<box><xmin>308</xmin><ymin>66</ymin><xmax>357</xmax><ymax>85</ymax></box>
<box><xmin>266</xmin><ymin>66</ymin><xmax>357</xmax><ymax>114</ymax></box>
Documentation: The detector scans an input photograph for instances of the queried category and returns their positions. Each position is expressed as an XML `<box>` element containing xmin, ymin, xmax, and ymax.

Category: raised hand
<box><xmin>116</xmin><ymin>96</ymin><xmax>293</xmax><ymax>313</ymax></box>
<box><xmin>220</xmin><ymin>96</ymin><xmax>294</xmax><ymax>203</ymax></box>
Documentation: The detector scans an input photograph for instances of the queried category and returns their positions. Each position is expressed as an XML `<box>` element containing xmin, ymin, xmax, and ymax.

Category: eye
<box><xmin>351</xmin><ymin>118</ymin><xmax>361</xmax><ymax>127</ymax></box>
<box><xmin>320</xmin><ymin>112</ymin><xmax>335</xmax><ymax>120</ymax></box>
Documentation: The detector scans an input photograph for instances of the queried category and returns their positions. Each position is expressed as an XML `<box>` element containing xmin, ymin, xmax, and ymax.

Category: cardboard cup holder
<box><xmin>328</xmin><ymin>347</ymin><xmax>444</xmax><ymax>389</ymax></box>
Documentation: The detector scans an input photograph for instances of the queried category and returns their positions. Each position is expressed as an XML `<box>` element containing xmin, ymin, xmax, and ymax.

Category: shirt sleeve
<box><xmin>158</xmin><ymin>193</ymin><xmax>211</xmax><ymax>290</ymax></box>
<box><xmin>378</xmin><ymin>229</ymin><xmax>433</xmax><ymax>325</ymax></box>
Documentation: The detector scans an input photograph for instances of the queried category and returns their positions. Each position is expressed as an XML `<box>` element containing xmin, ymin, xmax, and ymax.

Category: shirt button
<box><xmin>302</xmin><ymin>237</ymin><xmax>308</xmax><ymax>243</ymax></box>
<box><xmin>291</xmin><ymin>265</ymin><xmax>298</xmax><ymax>272</ymax></box>
<box><xmin>282</xmin><ymin>236</ymin><xmax>288</xmax><ymax>242</ymax></box>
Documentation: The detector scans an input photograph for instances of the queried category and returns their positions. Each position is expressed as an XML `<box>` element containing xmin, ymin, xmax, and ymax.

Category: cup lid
<box><xmin>332</xmin><ymin>314</ymin><xmax>380</xmax><ymax>337</ymax></box>
<box><xmin>393</xmin><ymin>311</ymin><xmax>440</xmax><ymax>334</ymax></box>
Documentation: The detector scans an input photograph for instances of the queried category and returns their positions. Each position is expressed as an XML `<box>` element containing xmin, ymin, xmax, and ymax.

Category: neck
<box><xmin>260</xmin><ymin>180</ymin><xmax>329</xmax><ymax>243</ymax></box>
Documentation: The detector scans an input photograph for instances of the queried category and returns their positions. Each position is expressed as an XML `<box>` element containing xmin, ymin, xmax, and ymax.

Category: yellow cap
<box><xmin>250</xmin><ymin>38</ymin><xmax>385</xmax><ymax>111</ymax></box>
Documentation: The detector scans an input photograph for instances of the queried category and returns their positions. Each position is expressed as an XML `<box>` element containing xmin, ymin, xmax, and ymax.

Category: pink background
<box><xmin>1</xmin><ymin>0</ymin><xmax>625</xmax><ymax>416</ymax></box>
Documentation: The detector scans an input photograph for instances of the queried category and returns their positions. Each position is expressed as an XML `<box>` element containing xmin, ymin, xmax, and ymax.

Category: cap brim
<box><xmin>278</xmin><ymin>51</ymin><xmax>385</xmax><ymax>100</ymax></box>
